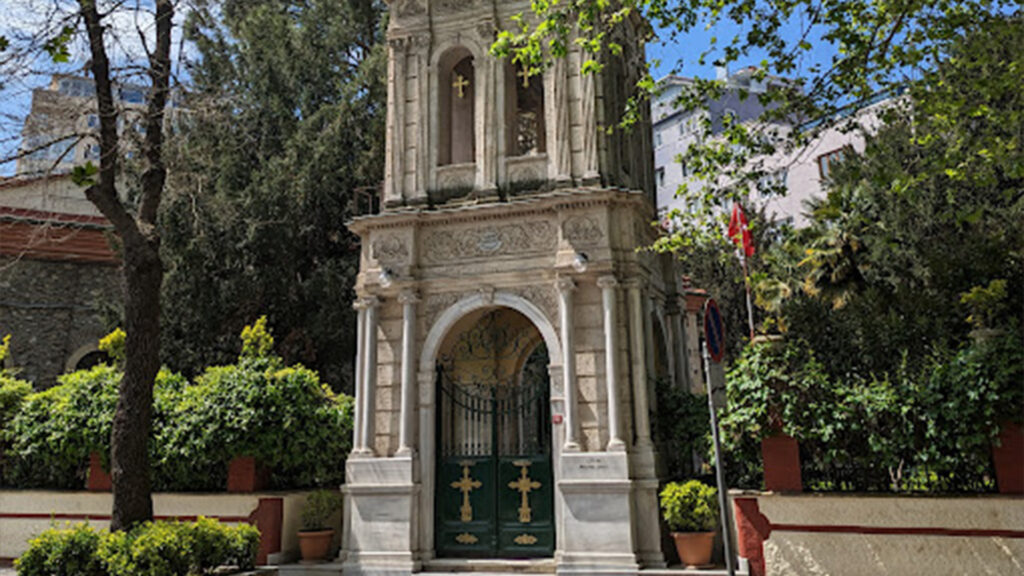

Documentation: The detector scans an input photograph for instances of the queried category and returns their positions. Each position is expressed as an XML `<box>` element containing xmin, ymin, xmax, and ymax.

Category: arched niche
<box><xmin>438</xmin><ymin>47</ymin><xmax>476</xmax><ymax>166</ymax></box>
<box><xmin>505</xmin><ymin>62</ymin><xmax>546</xmax><ymax>157</ymax></box>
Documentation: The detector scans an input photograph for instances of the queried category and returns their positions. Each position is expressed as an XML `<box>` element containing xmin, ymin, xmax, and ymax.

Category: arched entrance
<box><xmin>434</xmin><ymin>306</ymin><xmax>555</xmax><ymax>558</ymax></box>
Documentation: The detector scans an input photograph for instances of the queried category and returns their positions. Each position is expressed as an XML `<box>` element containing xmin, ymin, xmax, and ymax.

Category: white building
<box><xmin>652</xmin><ymin>70</ymin><xmax>896</xmax><ymax>227</ymax></box>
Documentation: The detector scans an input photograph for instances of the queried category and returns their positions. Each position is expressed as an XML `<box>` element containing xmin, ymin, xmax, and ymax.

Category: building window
<box><xmin>439</xmin><ymin>48</ymin><xmax>475</xmax><ymax>166</ymax></box>
<box><xmin>655</xmin><ymin>131</ymin><xmax>662</xmax><ymax>148</ymax></box>
<box><xmin>655</xmin><ymin>167</ymin><xmax>665</xmax><ymax>187</ymax></box>
<box><xmin>507</xmin><ymin>63</ymin><xmax>545</xmax><ymax>156</ymax></box>
<box><xmin>817</xmin><ymin>148</ymin><xmax>849</xmax><ymax>180</ymax></box>
<box><xmin>87</xmin><ymin>114</ymin><xmax>99</xmax><ymax>128</ymax></box>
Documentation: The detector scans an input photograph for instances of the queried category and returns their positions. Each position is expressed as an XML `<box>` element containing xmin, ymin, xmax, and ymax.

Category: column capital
<box><xmin>597</xmin><ymin>275</ymin><xmax>619</xmax><ymax>290</ymax></box>
<box><xmin>555</xmin><ymin>277</ymin><xmax>576</xmax><ymax>294</ymax></box>
<box><xmin>398</xmin><ymin>289</ymin><xmax>421</xmax><ymax>305</ymax></box>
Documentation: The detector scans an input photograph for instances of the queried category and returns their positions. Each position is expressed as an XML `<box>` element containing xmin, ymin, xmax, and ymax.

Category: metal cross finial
<box><xmin>450</xmin><ymin>464</ymin><xmax>482</xmax><ymax>522</ymax></box>
<box><xmin>508</xmin><ymin>463</ymin><xmax>541</xmax><ymax>523</ymax></box>
<box><xmin>453</xmin><ymin>74</ymin><xmax>470</xmax><ymax>98</ymax></box>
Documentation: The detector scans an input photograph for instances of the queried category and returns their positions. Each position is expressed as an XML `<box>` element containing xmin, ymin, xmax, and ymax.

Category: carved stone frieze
<box><xmin>563</xmin><ymin>215</ymin><xmax>604</xmax><ymax>245</ymax></box>
<box><xmin>372</xmin><ymin>235</ymin><xmax>410</xmax><ymax>264</ymax></box>
<box><xmin>421</xmin><ymin>221</ymin><xmax>555</xmax><ymax>263</ymax></box>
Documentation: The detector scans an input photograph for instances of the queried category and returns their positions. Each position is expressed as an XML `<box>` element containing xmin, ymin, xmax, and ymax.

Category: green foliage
<box><xmin>161</xmin><ymin>0</ymin><xmax>386</xmax><ymax>393</ymax></box>
<box><xmin>2</xmin><ymin>325</ymin><xmax>353</xmax><ymax>491</ymax></box>
<box><xmin>719</xmin><ymin>332</ymin><xmax>1024</xmax><ymax>492</ymax></box>
<box><xmin>98</xmin><ymin>329</ymin><xmax>127</xmax><ymax>366</ymax></box>
<box><xmin>16</xmin><ymin>519</ymin><xmax>258</xmax><ymax>576</ymax></box>
<box><xmin>300</xmin><ymin>489</ymin><xmax>342</xmax><ymax>531</ymax></box>
<box><xmin>959</xmin><ymin>280</ymin><xmax>1009</xmax><ymax>331</ymax></box>
<box><xmin>154</xmin><ymin>354</ymin><xmax>353</xmax><ymax>491</ymax></box>
<box><xmin>239</xmin><ymin>316</ymin><xmax>274</xmax><ymax>359</ymax></box>
<box><xmin>659</xmin><ymin>480</ymin><xmax>718</xmax><ymax>533</ymax></box>
<box><xmin>652</xmin><ymin>378</ymin><xmax>711</xmax><ymax>481</ymax></box>
<box><xmin>0</xmin><ymin>376</ymin><xmax>32</xmax><ymax>424</ymax></box>
<box><xmin>15</xmin><ymin>523</ymin><xmax>106</xmax><ymax>576</ymax></box>
<box><xmin>3</xmin><ymin>365</ymin><xmax>122</xmax><ymax>489</ymax></box>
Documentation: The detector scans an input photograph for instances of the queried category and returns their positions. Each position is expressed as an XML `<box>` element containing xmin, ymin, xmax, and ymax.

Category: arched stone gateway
<box><xmin>341</xmin><ymin>1</ymin><xmax>690</xmax><ymax>574</ymax></box>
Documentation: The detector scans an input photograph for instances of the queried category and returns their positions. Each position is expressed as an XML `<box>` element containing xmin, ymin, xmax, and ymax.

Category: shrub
<box><xmin>659</xmin><ymin>480</ymin><xmax>718</xmax><ymax>533</ymax></box>
<box><xmin>0</xmin><ymin>376</ymin><xmax>31</xmax><ymax>425</ymax></box>
<box><xmin>15</xmin><ymin>523</ymin><xmax>106</xmax><ymax>576</ymax></box>
<box><xmin>16</xmin><ymin>519</ymin><xmax>259</xmax><ymax>576</ymax></box>
<box><xmin>652</xmin><ymin>378</ymin><xmax>710</xmax><ymax>481</ymax></box>
<box><xmin>301</xmin><ymin>489</ymin><xmax>342</xmax><ymax>531</ymax></box>
<box><xmin>154</xmin><ymin>327</ymin><xmax>353</xmax><ymax>490</ymax></box>
<box><xmin>719</xmin><ymin>330</ymin><xmax>1024</xmax><ymax>492</ymax></box>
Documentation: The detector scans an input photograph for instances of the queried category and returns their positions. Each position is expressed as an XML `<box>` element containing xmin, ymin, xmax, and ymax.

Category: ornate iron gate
<box><xmin>435</xmin><ymin>311</ymin><xmax>554</xmax><ymax>558</ymax></box>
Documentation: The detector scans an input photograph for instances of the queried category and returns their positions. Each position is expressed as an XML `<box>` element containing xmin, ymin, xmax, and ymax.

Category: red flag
<box><xmin>728</xmin><ymin>202</ymin><xmax>755</xmax><ymax>257</ymax></box>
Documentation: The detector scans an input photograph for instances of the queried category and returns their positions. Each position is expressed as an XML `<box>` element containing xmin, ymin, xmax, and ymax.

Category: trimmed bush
<box><xmin>1</xmin><ymin>318</ymin><xmax>353</xmax><ymax>491</ymax></box>
<box><xmin>659</xmin><ymin>480</ymin><xmax>718</xmax><ymax>533</ymax></box>
<box><xmin>15</xmin><ymin>523</ymin><xmax>106</xmax><ymax>576</ymax></box>
<box><xmin>15</xmin><ymin>519</ymin><xmax>259</xmax><ymax>576</ymax></box>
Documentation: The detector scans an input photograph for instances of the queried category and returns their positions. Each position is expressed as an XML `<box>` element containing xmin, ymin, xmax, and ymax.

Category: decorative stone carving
<box><xmin>563</xmin><ymin>215</ymin><xmax>604</xmax><ymax>244</ymax></box>
<box><xmin>372</xmin><ymin>235</ymin><xmax>410</xmax><ymax>264</ymax></box>
<box><xmin>423</xmin><ymin>292</ymin><xmax>461</xmax><ymax>329</ymax></box>
<box><xmin>396</xmin><ymin>0</ymin><xmax>425</xmax><ymax>19</ymax></box>
<box><xmin>422</xmin><ymin>221</ymin><xmax>556</xmax><ymax>263</ymax></box>
<box><xmin>509</xmin><ymin>284</ymin><xmax>558</xmax><ymax>325</ymax></box>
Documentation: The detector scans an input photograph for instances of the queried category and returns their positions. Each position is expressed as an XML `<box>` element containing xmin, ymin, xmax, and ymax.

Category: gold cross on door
<box><xmin>451</xmin><ymin>463</ymin><xmax>482</xmax><ymax>522</ymax></box>
<box><xmin>508</xmin><ymin>462</ymin><xmax>541</xmax><ymax>523</ymax></box>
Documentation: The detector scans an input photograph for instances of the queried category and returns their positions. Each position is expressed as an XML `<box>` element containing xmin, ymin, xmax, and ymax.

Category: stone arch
<box><xmin>504</xmin><ymin>60</ymin><xmax>546</xmax><ymax>156</ymax></box>
<box><xmin>65</xmin><ymin>342</ymin><xmax>108</xmax><ymax>373</ymax></box>
<box><xmin>420</xmin><ymin>291</ymin><xmax>563</xmax><ymax>375</ymax></box>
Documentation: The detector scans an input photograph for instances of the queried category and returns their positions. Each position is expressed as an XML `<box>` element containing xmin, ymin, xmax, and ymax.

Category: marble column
<box><xmin>352</xmin><ymin>299</ymin><xmax>368</xmax><ymax>453</ymax></box>
<box><xmin>556</xmin><ymin>277</ymin><xmax>580</xmax><ymax>451</ymax></box>
<box><xmin>357</xmin><ymin>296</ymin><xmax>380</xmax><ymax>456</ymax></box>
<box><xmin>598</xmin><ymin>275</ymin><xmax>626</xmax><ymax>451</ymax></box>
<box><xmin>627</xmin><ymin>281</ymin><xmax>653</xmax><ymax>449</ymax></box>
<box><xmin>397</xmin><ymin>290</ymin><xmax>419</xmax><ymax>455</ymax></box>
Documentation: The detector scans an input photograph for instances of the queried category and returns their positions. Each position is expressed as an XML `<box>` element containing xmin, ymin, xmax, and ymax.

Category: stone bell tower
<box><xmin>341</xmin><ymin>1</ymin><xmax>690</xmax><ymax>574</ymax></box>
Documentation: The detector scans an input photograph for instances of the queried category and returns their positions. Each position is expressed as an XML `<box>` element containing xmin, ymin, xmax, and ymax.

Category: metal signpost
<box><xmin>702</xmin><ymin>298</ymin><xmax>735</xmax><ymax>576</ymax></box>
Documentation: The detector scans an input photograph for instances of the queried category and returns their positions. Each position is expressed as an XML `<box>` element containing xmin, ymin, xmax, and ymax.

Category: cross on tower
<box><xmin>451</xmin><ymin>464</ymin><xmax>482</xmax><ymax>522</ymax></box>
<box><xmin>452</xmin><ymin>74</ymin><xmax>470</xmax><ymax>99</ymax></box>
<box><xmin>517</xmin><ymin>67</ymin><xmax>532</xmax><ymax>88</ymax></box>
<box><xmin>508</xmin><ymin>463</ymin><xmax>542</xmax><ymax>523</ymax></box>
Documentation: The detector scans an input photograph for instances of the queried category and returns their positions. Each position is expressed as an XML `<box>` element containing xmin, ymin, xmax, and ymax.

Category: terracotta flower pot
<box><xmin>672</xmin><ymin>531</ymin><xmax>715</xmax><ymax>568</ymax></box>
<box><xmin>298</xmin><ymin>529</ymin><xmax>334</xmax><ymax>562</ymax></box>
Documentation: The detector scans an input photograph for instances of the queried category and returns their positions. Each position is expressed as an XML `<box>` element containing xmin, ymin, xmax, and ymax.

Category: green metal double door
<box><xmin>435</xmin><ymin>364</ymin><xmax>555</xmax><ymax>558</ymax></box>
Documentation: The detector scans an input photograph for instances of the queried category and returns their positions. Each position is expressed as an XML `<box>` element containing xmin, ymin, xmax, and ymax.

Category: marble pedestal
<box><xmin>341</xmin><ymin>456</ymin><xmax>420</xmax><ymax>576</ymax></box>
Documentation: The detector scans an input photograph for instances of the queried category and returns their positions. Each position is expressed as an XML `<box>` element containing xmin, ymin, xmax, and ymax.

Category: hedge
<box><xmin>15</xmin><ymin>518</ymin><xmax>258</xmax><ymax>576</ymax></box>
<box><xmin>0</xmin><ymin>319</ymin><xmax>353</xmax><ymax>491</ymax></box>
<box><xmin>718</xmin><ymin>329</ymin><xmax>1024</xmax><ymax>492</ymax></box>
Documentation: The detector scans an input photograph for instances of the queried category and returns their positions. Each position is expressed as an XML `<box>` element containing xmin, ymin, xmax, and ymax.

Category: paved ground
<box><xmin>0</xmin><ymin>566</ymin><xmax>14</xmax><ymax>575</ymax></box>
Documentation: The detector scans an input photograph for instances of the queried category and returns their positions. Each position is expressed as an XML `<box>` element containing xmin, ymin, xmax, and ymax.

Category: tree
<box><xmin>493</xmin><ymin>0</ymin><xmax>1019</xmax><ymax>262</ymax></box>
<box><xmin>158</xmin><ymin>0</ymin><xmax>385</xmax><ymax>390</ymax></box>
<box><xmin>1</xmin><ymin>1</ymin><xmax>177</xmax><ymax>529</ymax></box>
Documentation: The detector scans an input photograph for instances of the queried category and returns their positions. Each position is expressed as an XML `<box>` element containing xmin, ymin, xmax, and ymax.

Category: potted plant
<box><xmin>298</xmin><ymin>489</ymin><xmax>342</xmax><ymax>562</ymax></box>
<box><xmin>659</xmin><ymin>480</ymin><xmax>718</xmax><ymax>568</ymax></box>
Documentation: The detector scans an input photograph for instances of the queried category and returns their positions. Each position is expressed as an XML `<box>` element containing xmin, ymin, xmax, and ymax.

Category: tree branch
<box><xmin>137</xmin><ymin>0</ymin><xmax>173</xmax><ymax>226</ymax></box>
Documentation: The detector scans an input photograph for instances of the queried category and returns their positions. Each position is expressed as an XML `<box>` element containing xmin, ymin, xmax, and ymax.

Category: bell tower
<box><xmin>381</xmin><ymin>0</ymin><xmax>656</xmax><ymax>207</ymax></box>
<box><xmin>342</xmin><ymin>1</ymin><xmax>685</xmax><ymax>575</ymax></box>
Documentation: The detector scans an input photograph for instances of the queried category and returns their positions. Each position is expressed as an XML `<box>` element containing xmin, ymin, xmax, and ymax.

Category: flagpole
<box><xmin>740</xmin><ymin>251</ymin><xmax>755</xmax><ymax>342</ymax></box>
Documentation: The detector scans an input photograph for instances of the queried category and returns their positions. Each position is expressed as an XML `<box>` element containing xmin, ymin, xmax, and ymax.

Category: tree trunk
<box><xmin>109</xmin><ymin>237</ymin><xmax>163</xmax><ymax>530</ymax></box>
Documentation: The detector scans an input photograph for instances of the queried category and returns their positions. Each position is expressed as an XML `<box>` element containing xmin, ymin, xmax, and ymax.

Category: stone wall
<box><xmin>0</xmin><ymin>257</ymin><xmax>121</xmax><ymax>387</ymax></box>
<box><xmin>0</xmin><ymin>490</ymin><xmax>317</xmax><ymax>565</ymax></box>
<box><xmin>732</xmin><ymin>491</ymin><xmax>1024</xmax><ymax>576</ymax></box>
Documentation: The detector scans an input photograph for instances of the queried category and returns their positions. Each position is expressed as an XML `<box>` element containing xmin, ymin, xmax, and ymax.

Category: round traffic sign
<box><xmin>704</xmin><ymin>298</ymin><xmax>725</xmax><ymax>363</ymax></box>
